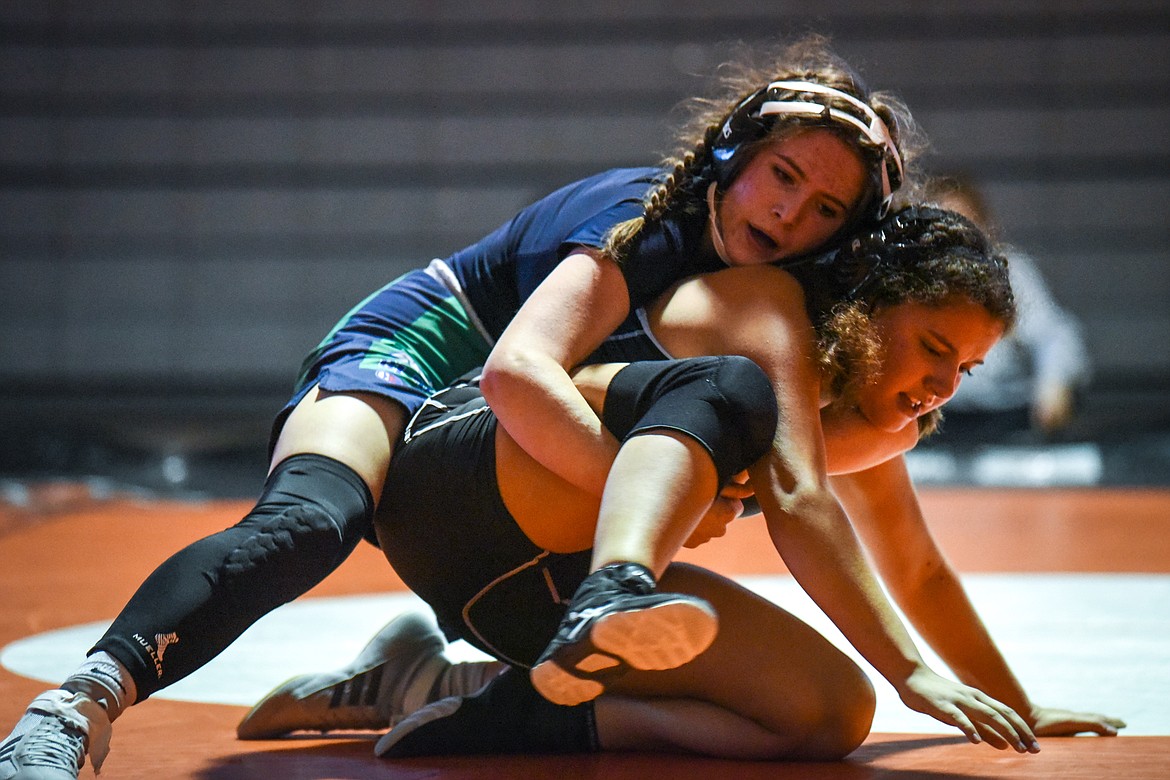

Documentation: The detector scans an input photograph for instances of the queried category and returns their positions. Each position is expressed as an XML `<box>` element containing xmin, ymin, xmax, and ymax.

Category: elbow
<box><xmin>767</xmin><ymin>478</ymin><xmax>839</xmax><ymax>523</ymax></box>
<box><xmin>480</xmin><ymin>346</ymin><xmax>534</xmax><ymax>407</ymax></box>
<box><xmin>761</xmin><ymin>482</ymin><xmax>856</xmax><ymax>551</ymax></box>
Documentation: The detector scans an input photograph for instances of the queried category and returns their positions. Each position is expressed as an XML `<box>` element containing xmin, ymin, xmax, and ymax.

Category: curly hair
<box><xmin>810</xmin><ymin>205</ymin><xmax>1015</xmax><ymax>437</ymax></box>
<box><xmin>603</xmin><ymin>35</ymin><xmax>926</xmax><ymax>265</ymax></box>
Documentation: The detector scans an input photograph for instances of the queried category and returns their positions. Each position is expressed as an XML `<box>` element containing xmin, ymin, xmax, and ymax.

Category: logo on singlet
<box><xmin>360</xmin><ymin>339</ymin><xmax>427</xmax><ymax>387</ymax></box>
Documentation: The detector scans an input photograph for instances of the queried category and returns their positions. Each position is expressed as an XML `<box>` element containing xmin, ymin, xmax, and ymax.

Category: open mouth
<box><xmin>748</xmin><ymin>225</ymin><xmax>779</xmax><ymax>254</ymax></box>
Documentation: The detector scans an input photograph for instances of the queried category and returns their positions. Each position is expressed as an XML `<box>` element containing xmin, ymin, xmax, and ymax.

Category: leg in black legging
<box><xmin>90</xmin><ymin>453</ymin><xmax>374</xmax><ymax>700</ymax></box>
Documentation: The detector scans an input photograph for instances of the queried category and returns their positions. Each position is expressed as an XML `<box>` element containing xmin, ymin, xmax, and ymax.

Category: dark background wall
<box><xmin>2</xmin><ymin>1</ymin><xmax>1168</xmax><ymax>468</ymax></box>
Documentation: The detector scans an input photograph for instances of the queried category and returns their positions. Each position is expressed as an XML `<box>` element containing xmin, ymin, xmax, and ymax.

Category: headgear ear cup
<box><xmin>710</xmin><ymin>86</ymin><xmax>770</xmax><ymax>189</ymax></box>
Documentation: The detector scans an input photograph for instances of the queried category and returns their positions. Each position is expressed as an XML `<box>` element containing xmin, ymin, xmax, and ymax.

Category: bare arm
<box><xmin>832</xmin><ymin>456</ymin><xmax>1125</xmax><ymax>736</ymax></box>
<box><xmin>658</xmin><ymin>268</ymin><xmax>940</xmax><ymax>685</ymax></box>
<box><xmin>831</xmin><ymin>457</ymin><xmax>1032</xmax><ymax>709</ymax></box>
<box><xmin>480</xmin><ymin>250</ymin><xmax>627</xmax><ymax>496</ymax></box>
<box><xmin>653</xmin><ymin>266</ymin><xmax>1038</xmax><ymax>751</ymax></box>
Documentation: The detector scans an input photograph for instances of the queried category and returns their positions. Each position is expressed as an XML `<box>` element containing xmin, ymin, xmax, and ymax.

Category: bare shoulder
<box><xmin>695</xmin><ymin>264</ymin><xmax>803</xmax><ymax>294</ymax></box>
<box><xmin>663</xmin><ymin>265</ymin><xmax>807</xmax><ymax>319</ymax></box>
<box><xmin>649</xmin><ymin>265</ymin><xmax>813</xmax><ymax>360</ymax></box>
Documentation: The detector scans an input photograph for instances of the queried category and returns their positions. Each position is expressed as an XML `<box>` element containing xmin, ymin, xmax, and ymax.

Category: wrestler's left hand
<box><xmin>897</xmin><ymin>667</ymin><xmax>1040</xmax><ymax>754</ymax></box>
<box><xmin>683</xmin><ymin>473</ymin><xmax>753</xmax><ymax>548</ymax></box>
<box><xmin>1030</xmin><ymin>705</ymin><xmax>1126</xmax><ymax>737</ymax></box>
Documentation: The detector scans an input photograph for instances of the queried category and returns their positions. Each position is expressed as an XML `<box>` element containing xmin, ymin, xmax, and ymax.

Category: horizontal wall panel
<box><xmin>1082</xmin><ymin>314</ymin><xmax>1170</xmax><ymax>373</ymax></box>
<box><xmin>8</xmin><ymin>1</ymin><xmax>1166</xmax><ymax>26</ymax></box>
<box><xmin>0</xmin><ymin>260</ymin><xmax>66</xmax><ymax>329</ymax></box>
<box><xmin>0</xmin><ymin>115</ymin><xmax>669</xmax><ymax>167</ymax></box>
<box><xmin>1035</xmin><ymin>252</ymin><xmax>1170</xmax><ymax>313</ymax></box>
<box><xmin>4</xmin><ymin>34</ymin><xmax>1167</xmax><ymax>108</ymax></box>
<box><xmin>2</xmin><ymin>103</ymin><xmax>1162</xmax><ymax>168</ymax></box>
<box><xmin>0</xmin><ymin>186</ymin><xmax>536</xmax><ymax>241</ymax></box>
<box><xmin>1</xmin><ymin>0</ymin><xmax>1167</xmax><ymax>389</ymax></box>
<box><xmin>918</xmin><ymin>106</ymin><xmax>1170</xmax><ymax>160</ymax></box>
<box><xmin>7</xmin><ymin>179</ymin><xmax>1165</xmax><ymax>247</ymax></box>
<box><xmin>3</xmin><ymin>3</ymin><xmax>1166</xmax><ymax>43</ymax></box>
<box><xmin>845</xmin><ymin>34</ymin><xmax>1170</xmax><ymax>96</ymax></box>
<box><xmin>0</xmin><ymin>255</ymin><xmax>419</xmax><ymax>380</ymax></box>
<box><xmin>984</xmin><ymin>180</ymin><xmax>1169</xmax><ymax>234</ymax></box>
<box><xmin>0</xmin><ymin>44</ymin><xmax>700</xmax><ymax>98</ymax></box>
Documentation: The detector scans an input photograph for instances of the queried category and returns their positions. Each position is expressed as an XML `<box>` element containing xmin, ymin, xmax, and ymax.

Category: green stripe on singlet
<box><xmin>292</xmin><ymin>275</ymin><xmax>491</xmax><ymax>394</ymax></box>
<box><xmin>358</xmin><ymin>294</ymin><xmax>492</xmax><ymax>391</ymax></box>
<box><xmin>293</xmin><ymin>278</ymin><xmax>404</xmax><ymax>391</ymax></box>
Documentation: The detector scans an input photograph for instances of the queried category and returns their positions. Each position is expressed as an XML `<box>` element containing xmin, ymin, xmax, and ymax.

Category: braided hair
<box><xmin>603</xmin><ymin>35</ymin><xmax>923</xmax><ymax>265</ymax></box>
<box><xmin>807</xmin><ymin>205</ymin><xmax>1015</xmax><ymax>437</ymax></box>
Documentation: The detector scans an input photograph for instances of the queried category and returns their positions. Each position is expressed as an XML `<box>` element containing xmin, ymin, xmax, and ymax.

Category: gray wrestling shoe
<box><xmin>530</xmin><ymin>563</ymin><xmax>718</xmax><ymax>706</ymax></box>
<box><xmin>237</xmin><ymin>611</ymin><xmax>502</xmax><ymax>739</ymax></box>
<box><xmin>0</xmin><ymin>689</ymin><xmax>111</xmax><ymax>780</ymax></box>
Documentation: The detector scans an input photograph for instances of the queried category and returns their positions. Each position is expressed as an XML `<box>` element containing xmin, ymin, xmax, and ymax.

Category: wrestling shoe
<box><xmin>237</xmin><ymin>611</ymin><xmax>501</xmax><ymax>739</ymax></box>
<box><xmin>375</xmin><ymin>694</ymin><xmax>466</xmax><ymax>757</ymax></box>
<box><xmin>529</xmin><ymin>562</ymin><xmax>718</xmax><ymax>706</ymax></box>
<box><xmin>0</xmin><ymin>689</ymin><xmax>111</xmax><ymax>780</ymax></box>
<box><xmin>375</xmin><ymin>668</ymin><xmax>598</xmax><ymax>757</ymax></box>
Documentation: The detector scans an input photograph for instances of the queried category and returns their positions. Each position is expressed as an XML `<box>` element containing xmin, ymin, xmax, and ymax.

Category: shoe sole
<box><xmin>530</xmin><ymin>599</ymin><xmax>717</xmax><ymax>706</ymax></box>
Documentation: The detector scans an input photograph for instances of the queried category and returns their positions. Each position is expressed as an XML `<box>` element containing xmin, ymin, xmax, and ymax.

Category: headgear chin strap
<box><xmin>711</xmin><ymin>80</ymin><xmax>905</xmax><ymax>219</ymax></box>
<box><xmin>706</xmin><ymin>182</ymin><xmax>734</xmax><ymax>267</ymax></box>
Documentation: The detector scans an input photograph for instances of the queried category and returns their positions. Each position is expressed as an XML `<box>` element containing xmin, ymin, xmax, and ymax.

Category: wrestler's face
<box><xmin>856</xmin><ymin>297</ymin><xmax>1005</xmax><ymax>433</ymax></box>
<box><xmin>713</xmin><ymin>128</ymin><xmax>868</xmax><ymax>266</ymax></box>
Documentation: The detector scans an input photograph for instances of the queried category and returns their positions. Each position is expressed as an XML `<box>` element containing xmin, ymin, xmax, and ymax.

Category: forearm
<box><xmin>757</xmin><ymin>471</ymin><xmax>930</xmax><ymax>692</ymax></box>
<box><xmin>482</xmin><ymin>350</ymin><xmax>620</xmax><ymax>496</ymax></box>
<box><xmin>833</xmin><ymin>461</ymin><xmax>1045</xmax><ymax>730</ymax></box>
<box><xmin>899</xmin><ymin>566</ymin><xmax>1035</xmax><ymax>719</ymax></box>
<box><xmin>479</xmin><ymin>250</ymin><xmax>629</xmax><ymax>496</ymax></box>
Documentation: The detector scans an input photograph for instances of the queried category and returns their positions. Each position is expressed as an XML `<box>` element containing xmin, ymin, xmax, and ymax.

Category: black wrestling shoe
<box><xmin>529</xmin><ymin>563</ymin><xmax>717</xmax><ymax>706</ymax></box>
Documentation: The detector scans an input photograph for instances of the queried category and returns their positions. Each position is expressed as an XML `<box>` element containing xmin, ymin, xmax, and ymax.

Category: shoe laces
<box><xmin>32</xmin><ymin>692</ymin><xmax>112</xmax><ymax>774</ymax></box>
<box><xmin>20</xmin><ymin>717</ymin><xmax>87</xmax><ymax>773</ymax></box>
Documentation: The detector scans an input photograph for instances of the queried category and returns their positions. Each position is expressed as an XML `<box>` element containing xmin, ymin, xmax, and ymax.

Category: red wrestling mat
<box><xmin>3</xmin><ymin>489</ymin><xmax>1168</xmax><ymax>779</ymax></box>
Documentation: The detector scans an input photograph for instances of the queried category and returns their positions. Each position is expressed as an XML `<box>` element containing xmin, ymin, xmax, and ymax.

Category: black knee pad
<box><xmin>91</xmin><ymin>453</ymin><xmax>377</xmax><ymax>699</ymax></box>
<box><xmin>221</xmin><ymin>505</ymin><xmax>340</xmax><ymax>576</ymax></box>
<box><xmin>217</xmin><ymin>453</ymin><xmax>375</xmax><ymax>602</ymax></box>
<box><xmin>601</xmin><ymin>356</ymin><xmax>777</xmax><ymax>486</ymax></box>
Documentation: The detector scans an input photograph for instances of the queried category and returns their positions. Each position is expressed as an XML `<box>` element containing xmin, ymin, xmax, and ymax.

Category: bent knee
<box><xmin>791</xmin><ymin>669</ymin><xmax>876</xmax><ymax>760</ymax></box>
<box><xmin>748</xmin><ymin>662</ymin><xmax>875</xmax><ymax>761</ymax></box>
<box><xmin>710</xmin><ymin>355</ymin><xmax>777</xmax><ymax>464</ymax></box>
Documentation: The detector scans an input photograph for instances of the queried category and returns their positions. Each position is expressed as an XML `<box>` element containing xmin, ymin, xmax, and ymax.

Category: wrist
<box><xmin>891</xmin><ymin>661</ymin><xmax>935</xmax><ymax>696</ymax></box>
